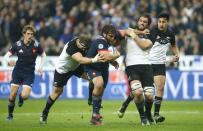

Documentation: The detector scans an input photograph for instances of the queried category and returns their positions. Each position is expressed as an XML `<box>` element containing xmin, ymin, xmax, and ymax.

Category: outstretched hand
<box><xmin>172</xmin><ymin>55</ymin><xmax>179</xmax><ymax>62</ymax></box>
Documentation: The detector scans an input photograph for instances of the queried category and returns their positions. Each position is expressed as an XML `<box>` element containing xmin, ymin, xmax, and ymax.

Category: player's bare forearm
<box><xmin>119</xmin><ymin>28</ymin><xmax>149</xmax><ymax>37</ymax></box>
<box><xmin>131</xmin><ymin>34</ymin><xmax>152</xmax><ymax>50</ymax></box>
<box><xmin>100</xmin><ymin>51</ymin><xmax>120</xmax><ymax>62</ymax></box>
<box><xmin>171</xmin><ymin>44</ymin><xmax>180</xmax><ymax>62</ymax></box>
<box><xmin>171</xmin><ymin>44</ymin><xmax>179</xmax><ymax>56</ymax></box>
<box><xmin>72</xmin><ymin>53</ymin><xmax>103</xmax><ymax>64</ymax></box>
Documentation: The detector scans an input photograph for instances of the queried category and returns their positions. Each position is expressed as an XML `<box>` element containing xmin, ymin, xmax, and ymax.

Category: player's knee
<box><xmin>53</xmin><ymin>87</ymin><xmax>63</xmax><ymax>95</ymax></box>
<box><xmin>10</xmin><ymin>92</ymin><xmax>17</xmax><ymax>100</ymax></box>
<box><xmin>21</xmin><ymin>93</ymin><xmax>30</xmax><ymax>100</ymax></box>
<box><xmin>144</xmin><ymin>87</ymin><xmax>154</xmax><ymax>101</ymax></box>
<box><xmin>131</xmin><ymin>82</ymin><xmax>143</xmax><ymax>97</ymax></box>
<box><xmin>10</xmin><ymin>92</ymin><xmax>18</xmax><ymax>98</ymax></box>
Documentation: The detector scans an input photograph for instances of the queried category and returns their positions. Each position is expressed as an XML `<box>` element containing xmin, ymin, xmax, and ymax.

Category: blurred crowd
<box><xmin>0</xmin><ymin>0</ymin><xmax>203</xmax><ymax>56</ymax></box>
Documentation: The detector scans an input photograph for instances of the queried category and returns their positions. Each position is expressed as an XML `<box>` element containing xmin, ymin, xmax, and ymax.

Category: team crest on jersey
<box><xmin>98</xmin><ymin>44</ymin><xmax>104</xmax><ymax>49</ymax></box>
<box><xmin>156</xmin><ymin>35</ymin><xmax>161</xmax><ymax>39</ymax></box>
<box><xmin>32</xmin><ymin>48</ymin><xmax>36</xmax><ymax>53</ymax></box>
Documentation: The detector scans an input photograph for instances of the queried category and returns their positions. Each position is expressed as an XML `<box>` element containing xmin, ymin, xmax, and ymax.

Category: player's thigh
<box><xmin>23</xmin><ymin>72</ymin><xmax>35</xmax><ymax>87</ymax></box>
<box><xmin>11</xmin><ymin>69</ymin><xmax>23</xmax><ymax>85</ymax></box>
<box><xmin>152</xmin><ymin>64</ymin><xmax>166</xmax><ymax>76</ymax></box>
<box><xmin>141</xmin><ymin>65</ymin><xmax>154</xmax><ymax>92</ymax></box>
<box><xmin>126</xmin><ymin>66</ymin><xmax>143</xmax><ymax>92</ymax></box>
<box><xmin>73</xmin><ymin>65</ymin><xmax>85</xmax><ymax>79</ymax></box>
<box><xmin>21</xmin><ymin>85</ymin><xmax>32</xmax><ymax>97</ymax></box>
<box><xmin>53</xmin><ymin>70</ymin><xmax>72</xmax><ymax>88</ymax></box>
<box><xmin>10</xmin><ymin>83</ymin><xmax>20</xmax><ymax>96</ymax></box>
<box><xmin>101</xmin><ymin>70</ymin><xmax>109</xmax><ymax>88</ymax></box>
<box><xmin>87</xmin><ymin>69</ymin><xmax>104</xmax><ymax>87</ymax></box>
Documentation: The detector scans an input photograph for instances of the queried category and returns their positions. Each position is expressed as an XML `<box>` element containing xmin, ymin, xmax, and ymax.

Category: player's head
<box><xmin>77</xmin><ymin>35</ymin><xmax>92</xmax><ymax>51</ymax></box>
<box><xmin>137</xmin><ymin>14</ymin><xmax>151</xmax><ymax>30</ymax></box>
<box><xmin>101</xmin><ymin>24</ymin><xmax>117</xmax><ymax>45</ymax></box>
<box><xmin>157</xmin><ymin>12</ymin><xmax>170</xmax><ymax>32</ymax></box>
<box><xmin>22</xmin><ymin>25</ymin><xmax>36</xmax><ymax>43</ymax></box>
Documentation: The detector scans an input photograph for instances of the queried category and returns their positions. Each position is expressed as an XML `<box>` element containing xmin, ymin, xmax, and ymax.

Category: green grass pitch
<box><xmin>0</xmin><ymin>99</ymin><xmax>203</xmax><ymax>131</ymax></box>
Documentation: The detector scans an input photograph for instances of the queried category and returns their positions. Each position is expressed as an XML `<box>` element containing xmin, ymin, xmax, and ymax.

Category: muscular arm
<box><xmin>99</xmin><ymin>48</ymin><xmax>120</xmax><ymax>62</ymax></box>
<box><xmin>131</xmin><ymin>34</ymin><xmax>153</xmax><ymax>50</ymax></box>
<box><xmin>3</xmin><ymin>51</ymin><xmax>16</xmax><ymax>66</ymax></box>
<box><xmin>170</xmin><ymin>44</ymin><xmax>179</xmax><ymax>62</ymax></box>
<box><xmin>118</xmin><ymin>28</ymin><xmax>149</xmax><ymax>37</ymax></box>
<box><xmin>37</xmin><ymin>52</ymin><xmax>46</xmax><ymax>69</ymax></box>
<box><xmin>71</xmin><ymin>52</ymin><xmax>100</xmax><ymax>64</ymax></box>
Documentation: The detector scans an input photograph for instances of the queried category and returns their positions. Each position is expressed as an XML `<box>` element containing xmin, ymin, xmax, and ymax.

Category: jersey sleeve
<box><xmin>147</xmin><ymin>29</ymin><xmax>156</xmax><ymax>44</ymax></box>
<box><xmin>86</xmin><ymin>39</ymin><xmax>108</xmax><ymax>58</ymax></box>
<box><xmin>37</xmin><ymin>44</ymin><xmax>44</xmax><ymax>55</ymax></box>
<box><xmin>66</xmin><ymin>43</ymin><xmax>79</xmax><ymax>56</ymax></box>
<box><xmin>95</xmin><ymin>39</ymin><xmax>109</xmax><ymax>51</ymax></box>
<box><xmin>9</xmin><ymin>43</ymin><xmax>17</xmax><ymax>55</ymax></box>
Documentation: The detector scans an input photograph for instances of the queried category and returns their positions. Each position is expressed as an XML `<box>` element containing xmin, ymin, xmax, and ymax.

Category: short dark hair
<box><xmin>101</xmin><ymin>24</ymin><xmax>117</xmax><ymax>35</ymax></box>
<box><xmin>22</xmin><ymin>25</ymin><xmax>36</xmax><ymax>34</ymax></box>
<box><xmin>157</xmin><ymin>12</ymin><xmax>170</xmax><ymax>21</ymax></box>
<box><xmin>138</xmin><ymin>14</ymin><xmax>152</xmax><ymax>26</ymax></box>
<box><xmin>78</xmin><ymin>34</ymin><xmax>92</xmax><ymax>49</ymax></box>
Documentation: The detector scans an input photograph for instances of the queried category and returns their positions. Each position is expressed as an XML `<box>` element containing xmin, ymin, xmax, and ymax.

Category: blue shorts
<box><xmin>86</xmin><ymin>69</ymin><xmax>109</xmax><ymax>88</ymax></box>
<box><xmin>11</xmin><ymin>69</ymin><xmax>34</xmax><ymax>87</ymax></box>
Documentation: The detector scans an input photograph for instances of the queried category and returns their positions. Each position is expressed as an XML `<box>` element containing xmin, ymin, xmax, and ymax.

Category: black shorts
<box><xmin>152</xmin><ymin>64</ymin><xmax>166</xmax><ymax>76</ymax></box>
<box><xmin>53</xmin><ymin>65</ymin><xmax>84</xmax><ymax>87</ymax></box>
<box><xmin>86</xmin><ymin>68</ymin><xmax>109</xmax><ymax>88</ymax></box>
<box><xmin>11</xmin><ymin>68</ymin><xmax>34</xmax><ymax>87</ymax></box>
<box><xmin>125</xmin><ymin>65</ymin><xmax>153</xmax><ymax>87</ymax></box>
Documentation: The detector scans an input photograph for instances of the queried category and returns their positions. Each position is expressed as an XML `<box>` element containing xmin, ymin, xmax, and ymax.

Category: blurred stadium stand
<box><xmin>0</xmin><ymin>0</ymin><xmax>202</xmax><ymax>56</ymax></box>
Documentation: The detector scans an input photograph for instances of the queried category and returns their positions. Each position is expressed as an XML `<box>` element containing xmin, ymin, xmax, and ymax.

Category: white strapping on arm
<box><xmin>3</xmin><ymin>51</ymin><xmax>12</xmax><ymax>63</ymax></box>
<box><xmin>37</xmin><ymin>52</ymin><xmax>46</xmax><ymax>69</ymax></box>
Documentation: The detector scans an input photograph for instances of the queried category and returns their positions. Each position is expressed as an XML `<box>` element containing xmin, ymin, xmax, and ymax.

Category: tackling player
<box><xmin>40</xmin><ymin>35</ymin><xmax>103</xmax><ymax>124</ymax></box>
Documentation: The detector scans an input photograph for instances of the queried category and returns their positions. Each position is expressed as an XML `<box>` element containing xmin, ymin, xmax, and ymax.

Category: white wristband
<box><xmin>91</xmin><ymin>58</ymin><xmax>97</xmax><ymax>63</ymax></box>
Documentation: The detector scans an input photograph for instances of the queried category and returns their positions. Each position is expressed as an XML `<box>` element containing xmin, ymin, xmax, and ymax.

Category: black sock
<box><xmin>42</xmin><ymin>96</ymin><xmax>55</xmax><ymax>114</ymax></box>
<box><xmin>88</xmin><ymin>82</ymin><xmax>94</xmax><ymax>101</ymax></box>
<box><xmin>145</xmin><ymin>100</ymin><xmax>153</xmax><ymax>117</ymax></box>
<box><xmin>122</xmin><ymin>94</ymin><xmax>134</xmax><ymax>108</ymax></box>
<box><xmin>135</xmin><ymin>100</ymin><xmax>145</xmax><ymax>119</ymax></box>
<box><xmin>8</xmin><ymin>98</ymin><xmax>15</xmax><ymax>116</ymax></box>
<box><xmin>92</xmin><ymin>94</ymin><xmax>101</xmax><ymax>114</ymax></box>
<box><xmin>154</xmin><ymin>96</ymin><xmax>163</xmax><ymax>116</ymax></box>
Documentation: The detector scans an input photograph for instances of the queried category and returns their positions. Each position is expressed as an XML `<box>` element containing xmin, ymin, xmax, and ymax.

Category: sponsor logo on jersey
<box><xmin>19</xmin><ymin>49</ymin><xmax>23</xmax><ymax>53</ymax></box>
<box><xmin>156</xmin><ymin>35</ymin><xmax>161</xmax><ymax>39</ymax></box>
